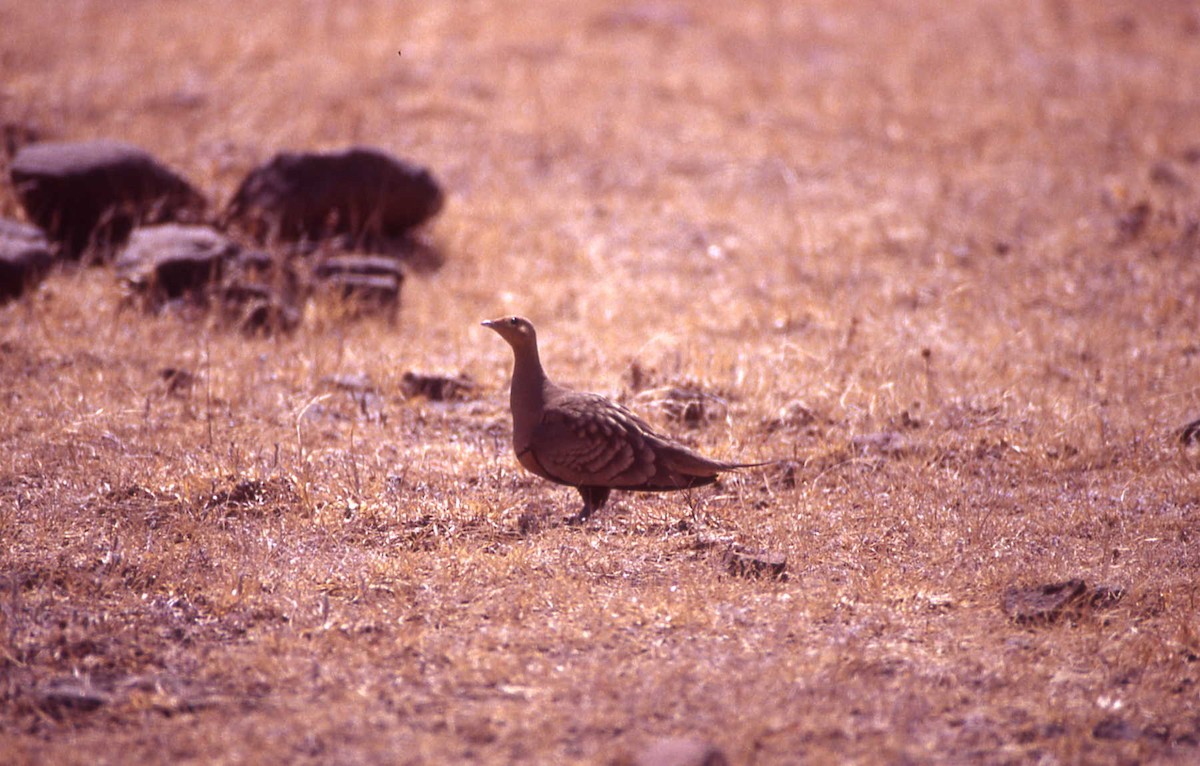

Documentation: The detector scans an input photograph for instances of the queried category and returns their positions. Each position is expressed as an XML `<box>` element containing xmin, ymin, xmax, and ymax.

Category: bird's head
<box><xmin>481</xmin><ymin>315</ymin><xmax>537</xmax><ymax>350</ymax></box>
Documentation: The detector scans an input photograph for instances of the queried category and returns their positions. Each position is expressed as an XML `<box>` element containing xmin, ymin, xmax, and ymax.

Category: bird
<box><xmin>482</xmin><ymin>315</ymin><xmax>764</xmax><ymax>522</ymax></box>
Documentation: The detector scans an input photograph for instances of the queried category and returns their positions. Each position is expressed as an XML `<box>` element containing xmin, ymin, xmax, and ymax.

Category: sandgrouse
<box><xmin>483</xmin><ymin>316</ymin><xmax>762</xmax><ymax>522</ymax></box>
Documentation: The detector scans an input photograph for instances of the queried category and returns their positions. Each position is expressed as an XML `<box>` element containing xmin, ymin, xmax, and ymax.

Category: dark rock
<box><xmin>1003</xmin><ymin>579</ymin><xmax>1086</xmax><ymax>624</ymax></box>
<box><xmin>1093</xmin><ymin>716</ymin><xmax>1140</xmax><ymax>742</ymax></box>
<box><xmin>0</xmin><ymin>218</ymin><xmax>53</xmax><ymax>302</ymax></box>
<box><xmin>1116</xmin><ymin>201</ymin><xmax>1151</xmax><ymax>241</ymax></box>
<box><xmin>1002</xmin><ymin>579</ymin><xmax>1124</xmax><ymax>625</ymax></box>
<box><xmin>37</xmin><ymin>677</ymin><xmax>112</xmax><ymax>717</ymax></box>
<box><xmin>400</xmin><ymin>371</ymin><xmax>477</xmax><ymax>401</ymax></box>
<box><xmin>159</xmin><ymin>367</ymin><xmax>196</xmax><ymax>395</ymax></box>
<box><xmin>116</xmin><ymin>224</ymin><xmax>237</xmax><ymax>304</ymax></box>
<box><xmin>623</xmin><ymin>737</ymin><xmax>729</xmax><ymax>766</ymax></box>
<box><xmin>313</xmin><ymin>253</ymin><xmax>405</xmax><ymax>280</ymax></box>
<box><xmin>10</xmin><ymin>139</ymin><xmax>205</xmax><ymax>260</ymax></box>
<box><xmin>725</xmin><ymin>545</ymin><xmax>787</xmax><ymax>580</ymax></box>
<box><xmin>1181</xmin><ymin>417</ymin><xmax>1200</xmax><ymax>447</ymax></box>
<box><xmin>225</xmin><ymin>147</ymin><xmax>443</xmax><ymax>245</ymax></box>
<box><xmin>1149</xmin><ymin>161</ymin><xmax>1188</xmax><ymax>189</ymax></box>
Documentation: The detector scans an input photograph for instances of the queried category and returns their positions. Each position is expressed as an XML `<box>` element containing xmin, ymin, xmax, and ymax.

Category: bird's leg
<box><xmin>567</xmin><ymin>486</ymin><xmax>610</xmax><ymax>524</ymax></box>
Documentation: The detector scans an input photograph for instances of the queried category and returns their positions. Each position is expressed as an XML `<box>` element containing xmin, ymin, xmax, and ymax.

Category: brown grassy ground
<box><xmin>3</xmin><ymin>1</ymin><xmax>1200</xmax><ymax>763</ymax></box>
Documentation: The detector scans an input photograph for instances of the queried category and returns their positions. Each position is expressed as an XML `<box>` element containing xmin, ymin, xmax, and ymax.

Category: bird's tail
<box><xmin>660</xmin><ymin>444</ymin><xmax>773</xmax><ymax>477</ymax></box>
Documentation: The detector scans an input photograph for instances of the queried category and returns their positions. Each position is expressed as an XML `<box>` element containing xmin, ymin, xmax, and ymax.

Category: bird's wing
<box><xmin>529</xmin><ymin>393</ymin><xmax>660</xmax><ymax>487</ymax></box>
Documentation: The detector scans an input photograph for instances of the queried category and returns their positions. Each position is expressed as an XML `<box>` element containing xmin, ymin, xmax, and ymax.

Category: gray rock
<box><xmin>10</xmin><ymin>139</ymin><xmax>205</xmax><ymax>260</ymax></box>
<box><xmin>313</xmin><ymin>253</ymin><xmax>404</xmax><ymax>316</ymax></box>
<box><xmin>626</xmin><ymin>737</ymin><xmax>729</xmax><ymax>766</ymax></box>
<box><xmin>225</xmin><ymin>147</ymin><xmax>443</xmax><ymax>245</ymax></box>
<box><xmin>116</xmin><ymin>224</ymin><xmax>237</xmax><ymax>303</ymax></box>
<box><xmin>0</xmin><ymin>218</ymin><xmax>53</xmax><ymax>302</ymax></box>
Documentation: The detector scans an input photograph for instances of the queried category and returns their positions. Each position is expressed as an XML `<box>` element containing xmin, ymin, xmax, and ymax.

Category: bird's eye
<box><xmin>509</xmin><ymin>317</ymin><xmax>519</xmax><ymax>326</ymax></box>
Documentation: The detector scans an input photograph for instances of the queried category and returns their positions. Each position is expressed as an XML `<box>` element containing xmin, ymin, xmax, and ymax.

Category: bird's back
<box><xmin>530</xmin><ymin>385</ymin><xmax>742</xmax><ymax>491</ymax></box>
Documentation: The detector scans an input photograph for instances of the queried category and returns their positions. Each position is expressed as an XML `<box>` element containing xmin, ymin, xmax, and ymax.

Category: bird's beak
<box><xmin>481</xmin><ymin>319</ymin><xmax>496</xmax><ymax>329</ymax></box>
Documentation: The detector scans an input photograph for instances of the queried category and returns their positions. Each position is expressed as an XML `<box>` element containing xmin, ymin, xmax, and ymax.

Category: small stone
<box><xmin>1149</xmin><ymin>161</ymin><xmax>1187</xmax><ymax>189</ymax></box>
<box><xmin>0</xmin><ymin>218</ymin><xmax>53</xmax><ymax>302</ymax></box>
<box><xmin>225</xmin><ymin>147</ymin><xmax>443</xmax><ymax>245</ymax></box>
<box><xmin>1003</xmin><ymin>579</ymin><xmax>1086</xmax><ymax>624</ymax></box>
<box><xmin>1116</xmin><ymin>201</ymin><xmax>1151</xmax><ymax>241</ymax></box>
<box><xmin>1001</xmin><ymin>579</ymin><xmax>1123</xmax><ymax>625</ymax></box>
<box><xmin>725</xmin><ymin>545</ymin><xmax>787</xmax><ymax>580</ymax></box>
<box><xmin>1093</xmin><ymin>716</ymin><xmax>1140</xmax><ymax>742</ymax></box>
<box><xmin>401</xmin><ymin>371</ymin><xmax>477</xmax><ymax>401</ymax></box>
<box><xmin>160</xmin><ymin>367</ymin><xmax>196</xmax><ymax>395</ymax></box>
<box><xmin>1180</xmin><ymin>416</ymin><xmax>1200</xmax><ymax>447</ymax></box>
<box><xmin>10</xmin><ymin>139</ymin><xmax>205</xmax><ymax>259</ymax></box>
<box><xmin>625</xmin><ymin>737</ymin><xmax>729</xmax><ymax>766</ymax></box>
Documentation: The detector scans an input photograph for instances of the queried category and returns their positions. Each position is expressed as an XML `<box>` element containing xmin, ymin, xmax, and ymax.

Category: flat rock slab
<box><xmin>116</xmin><ymin>224</ymin><xmax>300</xmax><ymax>335</ymax></box>
<box><xmin>313</xmin><ymin>253</ymin><xmax>406</xmax><ymax>279</ymax></box>
<box><xmin>0</xmin><ymin>218</ymin><xmax>53</xmax><ymax>302</ymax></box>
<box><xmin>116</xmin><ymin>224</ymin><xmax>238</xmax><ymax>302</ymax></box>
<box><xmin>226</xmin><ymin>147</ymin><xmax>443</xmax><ymax>245</ymax></box>
<box><xmin>10</xmin><ymin>139</ymin><xmax>205</xmax><ymax>260</ymax></box>
<box><xmin>312</xmin><ymin>253</ymin><xmax>406</xmax><ymax>316</ymax></box>
<box><xmin>1002</xmin><ymin>579</ymin><xmax>1124</xmax><ymax>624</ymax></box>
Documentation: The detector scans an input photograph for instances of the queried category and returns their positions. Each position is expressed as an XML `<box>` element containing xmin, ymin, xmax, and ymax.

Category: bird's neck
<box><xmin>509</xmin><ymin>343</ymin><xmax>547</xmax><ymax>447</ymax></box>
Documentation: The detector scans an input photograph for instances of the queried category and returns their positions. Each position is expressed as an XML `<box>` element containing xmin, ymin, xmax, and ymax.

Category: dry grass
<box><xmin>3</xmin><ymin>0</ymin><xmax>1200</xmax><ymax>763</ymax></box>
